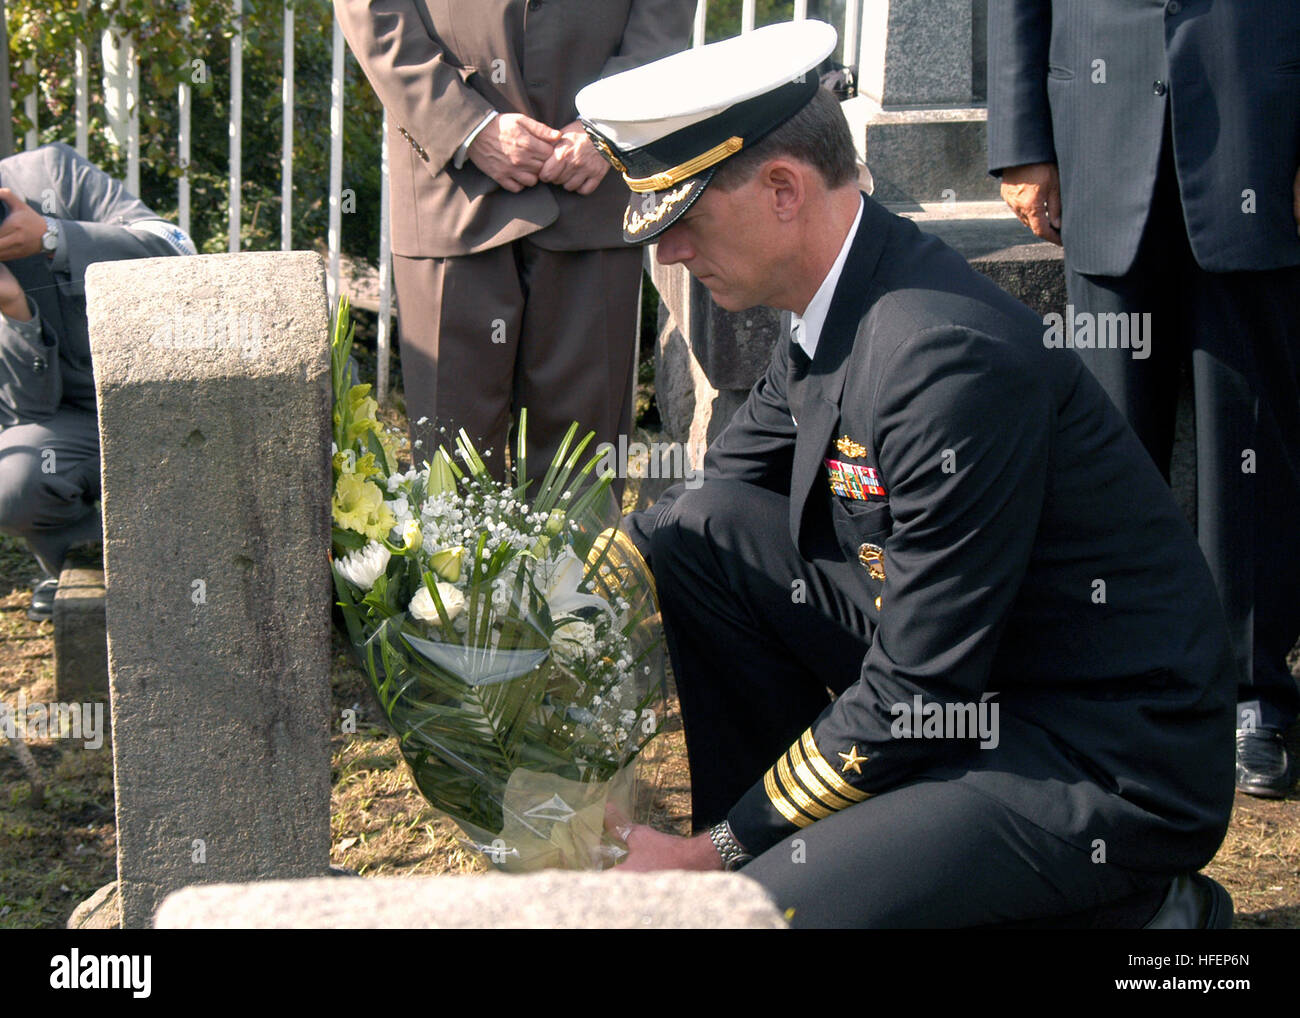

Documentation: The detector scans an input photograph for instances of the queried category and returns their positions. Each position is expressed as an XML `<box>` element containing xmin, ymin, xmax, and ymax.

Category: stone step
<box><xmin>889</xmin><ymin>201</ymin><xmax>1066</xmax><ymax>319</ymax></box>
<box><xmin>53</xmin><ymin>567</ymin><xmax>109</xmax><ymax>704</ymax></box>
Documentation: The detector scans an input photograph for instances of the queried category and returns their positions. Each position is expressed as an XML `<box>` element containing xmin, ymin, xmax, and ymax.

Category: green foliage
<box><xmin>703</xmin><ymin>2</ymin><xmax>852</xmax><ymax>49</ymax></box>
<box><xmin>704</xmin><ymin>0</ymin><xmax>797</xmax><ymax>43</ymax></box>
<box><xmin>6</xmin><ymin>0</ymin><xmax>384</xmax><ymax>260</ymax></box>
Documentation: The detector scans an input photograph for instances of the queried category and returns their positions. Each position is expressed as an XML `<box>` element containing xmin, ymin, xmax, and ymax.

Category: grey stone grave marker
<box><xmin>84</xmin><ymin>251</ymin><xmax>334</xmax><ymax>928</ymax></box>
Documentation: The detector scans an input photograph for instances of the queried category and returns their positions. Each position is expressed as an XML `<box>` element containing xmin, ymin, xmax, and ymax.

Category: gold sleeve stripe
<box><xmin>764</xmin><ymin>768</ymin><xmax>814</xmax><ymax>828</ymax></box>
<box><xmin>801</xmin><ymin>729</ymin><xmax>871</xmax><ymax>802</ymax></box>
<box><xmin>776</xmin><ymin>752</ymin><xmax>834</xmax><ymax>819</ymax></box>
<box><xmin>789</xmin><ymin>738</ymin><xmax>857</xmax><ymax>811</ymax></box>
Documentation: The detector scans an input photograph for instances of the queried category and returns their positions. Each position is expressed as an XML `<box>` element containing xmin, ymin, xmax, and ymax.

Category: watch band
<box><xmin>709</xmin><ymin>820</ymin><xmax>753</xmax><ymax>871</ymax></box>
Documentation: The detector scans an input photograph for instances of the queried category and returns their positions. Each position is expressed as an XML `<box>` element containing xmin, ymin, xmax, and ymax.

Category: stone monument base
<box><xmin>153</xmin><ymin>872</ymin><xmax>788</xmax><ymax>929</ymax></box>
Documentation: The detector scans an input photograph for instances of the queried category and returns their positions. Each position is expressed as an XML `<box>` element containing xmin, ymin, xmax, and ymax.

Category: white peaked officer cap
<box><xmin>576</xmin><ymin>20</ymin><xmax>838</xmax><ymax>243</ymax></box>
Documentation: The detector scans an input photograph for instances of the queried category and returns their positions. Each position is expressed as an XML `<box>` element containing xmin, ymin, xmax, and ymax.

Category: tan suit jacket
<box><xmin>336</xmin><ymin>0</ymin><xmax>696</xmax><ymax>258</ymax></box>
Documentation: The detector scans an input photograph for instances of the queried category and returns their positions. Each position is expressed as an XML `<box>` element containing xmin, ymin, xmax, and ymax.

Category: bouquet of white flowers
<box><xmin>329</xmin><ymin>299</ymin><xmax>665</xmax><ymax>871</ymax></box>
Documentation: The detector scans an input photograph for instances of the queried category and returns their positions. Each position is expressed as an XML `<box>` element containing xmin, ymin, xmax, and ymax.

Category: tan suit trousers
<box><xmin>393</xmin><ymin>239</ymin><xmax>643</xmax><ymax>495</ymax></box>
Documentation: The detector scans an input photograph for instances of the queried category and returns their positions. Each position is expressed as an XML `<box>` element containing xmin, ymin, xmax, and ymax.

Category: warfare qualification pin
<box><xmin>858</xmin><ymin>543</ymin><xmax>886</xmax><ymax>581</ymax></box>
<box><xmin>836</xmin><ymin>435</ymin><xmax>867</xmax><ymax>458</ymax></box>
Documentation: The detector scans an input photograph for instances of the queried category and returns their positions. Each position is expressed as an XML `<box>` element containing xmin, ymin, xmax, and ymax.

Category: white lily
<box><xmin>335</xmin><ymin>541</ymin><xmax>390</xmax><ymax>590</ymax></box>
<box><xmin>541</xmin><ymin>548</ymin><xmax>610</xmax><ymax>618</ymax></box>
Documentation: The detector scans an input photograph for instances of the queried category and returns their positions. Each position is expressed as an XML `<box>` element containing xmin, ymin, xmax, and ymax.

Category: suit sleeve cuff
<box><xmin>727</xmin><ymin>727</ymin><xmax>873</xmax><ymax>857</ymax></box>
<box><xmin>49</xmin><ymin>224</ymin><xmax>70</xmax><ymax>275</ymax></box>
<box><xmin>0</xmin><ymin>297</ymin><xmax>44</xmax><ymax>344</ymax></box>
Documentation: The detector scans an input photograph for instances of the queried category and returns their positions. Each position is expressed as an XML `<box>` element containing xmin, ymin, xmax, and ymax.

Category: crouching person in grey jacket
<box><xmin>0</xmin><ymin>143</ymin><xmax>194</xmax><ymax>619</ymax></box>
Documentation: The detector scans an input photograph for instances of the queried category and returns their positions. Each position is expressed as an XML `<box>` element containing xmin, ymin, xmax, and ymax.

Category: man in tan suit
<box><xmin>336</xmin><ymin>0</ymin><xmax>695</xmax><ymax>484</ymax></box>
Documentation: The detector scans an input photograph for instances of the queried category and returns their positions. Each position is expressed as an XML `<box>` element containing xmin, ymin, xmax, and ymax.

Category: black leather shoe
<box><xmin>1235</xmin><ymin>729</ymin><xmax>1292</xmax><ymax>799</ymax></box>
<box><xmin>1143</xmin><ymin>873</ymin><xmax>1233</xmax><ymax>929</ymax></box>
<box><xmin>26</xmin><ymin>576</ymin><xmax>57</xmax><ymax>622</ymax></box>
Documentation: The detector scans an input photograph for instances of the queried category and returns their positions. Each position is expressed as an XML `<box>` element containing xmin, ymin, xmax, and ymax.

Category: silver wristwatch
<box><xmin>41</xmin><ymin>216</ymin><xmax>60</xmax><ymax>254</ymax></box>
<box><xmin>709</xmin><ymin>820</ymin><xmax>753</xmax><ymax>871</ymax></box>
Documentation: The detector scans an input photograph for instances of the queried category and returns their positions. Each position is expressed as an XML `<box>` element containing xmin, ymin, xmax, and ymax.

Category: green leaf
<box><xmin>332</xmin><ymin>527</ymin><xmax>367</xmax><ymax>551</ymax></box>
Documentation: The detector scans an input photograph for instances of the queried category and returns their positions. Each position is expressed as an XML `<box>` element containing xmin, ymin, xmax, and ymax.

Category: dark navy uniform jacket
<box><xmin>626</xmin><ymin>194</ymin><xmax>1237</xmax><ymax>867</ymax></box>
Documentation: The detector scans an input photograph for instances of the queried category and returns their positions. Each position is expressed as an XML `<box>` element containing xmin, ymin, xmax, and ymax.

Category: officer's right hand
<box><xmin>467</xmin><ymin>113</ymin><xmax>563</xmax><ymax>193</ymax></box>
<box><xmin>1000</xmin><ymin>162</ymin><xmax>1062</xmax><ymax>246</ymax></box>
<box><xmin>604</xmin><ymin>802</ymin><xmax>723</xmax><ymax>872</ymax></box>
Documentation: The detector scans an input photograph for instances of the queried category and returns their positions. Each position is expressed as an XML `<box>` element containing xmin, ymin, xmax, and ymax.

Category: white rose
<box><xmin>334</xmin><ymin>541</ymin><xmax>390</xmax><ymax>590</ymax></box>
<box><xmin>409</xmin><ymin>582</ymin><xmax>465</xmax><ymax>624</ymax></box>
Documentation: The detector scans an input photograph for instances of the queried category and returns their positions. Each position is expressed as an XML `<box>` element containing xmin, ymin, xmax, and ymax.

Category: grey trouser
<box><xmin>0</xmin><ymin>406</ymin><xmax>101</xmax><ymax>574</ymax></box>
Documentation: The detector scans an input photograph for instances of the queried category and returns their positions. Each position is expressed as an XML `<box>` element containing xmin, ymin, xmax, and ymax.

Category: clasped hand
<box><xmin>467</xmin><ymin>113</ymin><xmax>611</xmax><ymax>196</ymax></box>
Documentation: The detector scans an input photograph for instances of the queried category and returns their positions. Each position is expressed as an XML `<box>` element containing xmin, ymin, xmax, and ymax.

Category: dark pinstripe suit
<box><xmin>988</xmin><ymin>0</ymin><xmax>1300</xmax><ymax>733</ymax></box>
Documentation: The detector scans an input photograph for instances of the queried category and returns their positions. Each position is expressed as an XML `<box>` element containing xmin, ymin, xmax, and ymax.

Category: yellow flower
<box><xmin>337</xmin><ymin>384</ymin><xmax>381</xmax><ymax>447</ymax></box>
<box><xmin>332</xmin><ymin>472</ymin><xmax>396</xmax><ymax>541</ymax></box>
<box><xmin>402</xmin><ymin>519</ymin><xmax>423</xmax><ymax>553</ymax></box>
<box><xmin>332</xmin><ymin>449</ymin><xmax>382</xmax><ymax>480</ymax></box>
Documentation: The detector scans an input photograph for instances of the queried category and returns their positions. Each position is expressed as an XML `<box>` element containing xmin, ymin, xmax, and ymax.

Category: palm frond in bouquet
<box><xmin>328</xmin><ymin>298</ymin><xmax>666</xmax><ymax>871</ymax></box>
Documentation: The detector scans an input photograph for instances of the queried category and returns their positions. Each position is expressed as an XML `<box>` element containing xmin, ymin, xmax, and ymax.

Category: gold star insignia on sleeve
<box><xmin>838</xmin><ymin>744</ymin><xmax>868</xmax><ymax>775</ymax></box>
<box><xmin>836</xmin><ymin>435</ymin><xmax>867</xmax><ymax>458</ymax></box>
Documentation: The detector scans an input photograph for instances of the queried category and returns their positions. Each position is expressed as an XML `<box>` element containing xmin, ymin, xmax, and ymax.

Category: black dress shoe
<box><xmin>1235</xmin><ymin>729</ymin><xmax>1293</xmax><ymax>799</ymax></box>
<box><xmin>26</xmin><ymin>576</ymin><xmax>58</xmax><ymax>622</ymax></box>
<box><xmin>1143</xmin><ymin>873</ymin><xmax>1234</xmax><ymax>929</ymax></box>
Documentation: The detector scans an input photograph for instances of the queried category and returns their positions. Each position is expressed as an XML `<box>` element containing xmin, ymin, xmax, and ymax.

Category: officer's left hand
<box><xmin>539</xmin><ymin>121</ymin><xmax>611</xmax><ymax>196</ymax></box>
<box><xmin>606</xmin><ymin>802</ymin><xmax>723</xmax><ymax>872</ymax></box>
<box><xmin>0</xmin><ymin>189</ymin><xmax>47</xmax><ymax>261</ymax></box>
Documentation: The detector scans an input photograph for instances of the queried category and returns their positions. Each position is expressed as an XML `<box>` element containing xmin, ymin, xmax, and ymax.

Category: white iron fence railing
<box><xmin>6</xmin><ymin>1</ymin><xmax>866</xmax><ymax>403</ymax></box>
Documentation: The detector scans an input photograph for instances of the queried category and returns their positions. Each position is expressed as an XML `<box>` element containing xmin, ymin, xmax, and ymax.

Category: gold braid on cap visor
<box><xmin>623</xmin><ymin>183</ymin><xmax>695</xmax><ymax>236</ymax></box>
<box><xmin>622</xmin><ymin>136</ymin><xmax>744</xmax><ymax>193</ymax></box>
